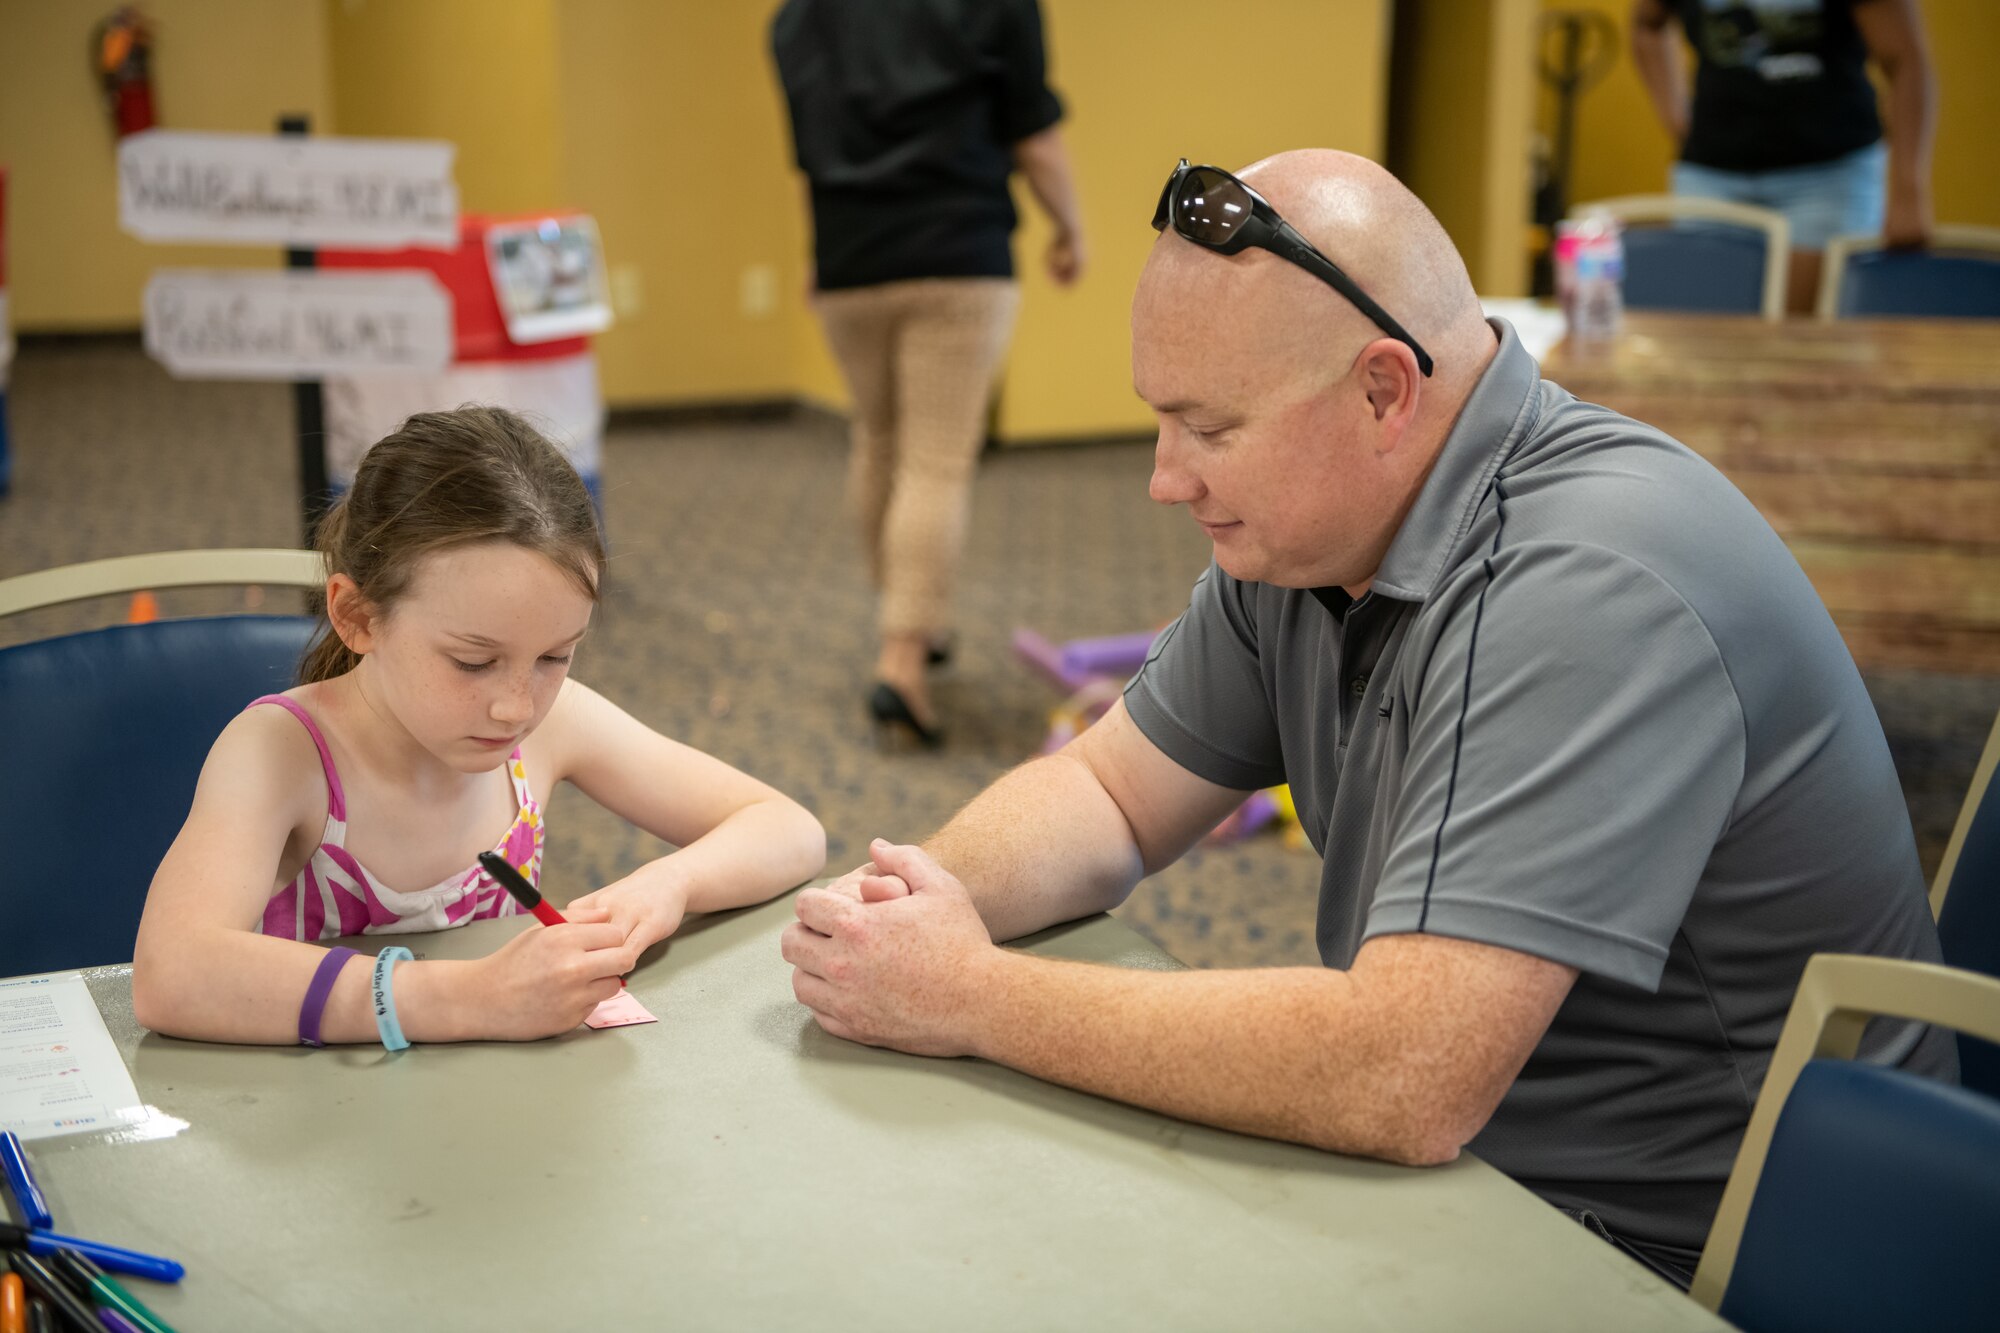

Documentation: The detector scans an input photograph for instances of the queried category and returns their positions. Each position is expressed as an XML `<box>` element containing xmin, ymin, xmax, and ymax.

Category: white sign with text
<box><xmin>119</xmin><ymin>130</ymin><xmax>458</xmax><ymax>249</ymax></box>
<box><xmin>144</xmin><ymin>270</ymin><xmax>453</xmax><ymax>380</ymax></box>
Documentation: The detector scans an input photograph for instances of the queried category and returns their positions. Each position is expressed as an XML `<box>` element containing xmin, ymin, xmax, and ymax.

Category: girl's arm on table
<box><xmin>546</xmin><ymin>680</ymin><xmax>827</xmax><ymax>950</ymax></box>
<box><xmin>131</xmin><ymin>708</ymin><xmax>632</xmax><ymax>1045</ymax></box>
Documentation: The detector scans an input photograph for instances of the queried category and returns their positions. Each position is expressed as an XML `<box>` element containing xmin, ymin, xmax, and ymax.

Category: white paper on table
<box><xmin>0</xmin><ymin>972</ymin><xmax>147</xmax><ymax>1141</ymax></box>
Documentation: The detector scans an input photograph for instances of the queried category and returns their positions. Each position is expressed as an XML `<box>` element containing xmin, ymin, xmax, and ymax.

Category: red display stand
<box><xmin>319</xmin><ymin>213</ymin><xmax>608</xmax><ymax>514</ymax></box>
<box><xmin>322</xmin><ymin>214</ymin><xmax>592</xmax><ymax>365</ymax></box>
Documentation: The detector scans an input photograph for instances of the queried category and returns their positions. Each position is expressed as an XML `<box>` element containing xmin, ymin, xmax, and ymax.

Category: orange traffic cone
<box><xmin>127</xmin><ymin>590</ymin><xmax>159</xmax><ymax>623</ymax></box>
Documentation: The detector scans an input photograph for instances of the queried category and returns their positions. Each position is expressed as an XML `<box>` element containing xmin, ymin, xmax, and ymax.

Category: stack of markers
<box><xmin>1</xmin><ymin>1130</ymin><xmax>184</xmax><ymax>1333</ymax></box>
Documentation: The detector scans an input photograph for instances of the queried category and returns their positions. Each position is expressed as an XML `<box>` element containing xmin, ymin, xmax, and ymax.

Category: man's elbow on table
<box><xmin>1294</xmin><ymin>1062</ymin><xmax>1506</xmax><ymax>1168</ymax></box>
<box><xmin>1292</xmin><ymin>933</ymin><xmax>1577</xmax><ymax>1167</ymax></box>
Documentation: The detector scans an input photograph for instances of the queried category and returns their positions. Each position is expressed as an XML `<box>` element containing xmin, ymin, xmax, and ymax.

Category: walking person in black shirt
<box><xmin>772</xmin><ymin>0</ymin><xmax>1086</xmax><ymax>746</ymax></box>
<box><xmin>1631</xmin><ymin>0</ymin><xmax>1935</xmax><ymax>313</ymax></box>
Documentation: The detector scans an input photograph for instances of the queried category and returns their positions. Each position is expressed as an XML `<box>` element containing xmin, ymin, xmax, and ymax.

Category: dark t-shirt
<box><xmin>1673</xmin><ymin>0</ymin><xmax>1882</xmax><ymax>172</ymax></box>
<box><xmin>771</xmin><ymin>0</ymin><xmax>1065</xmax><ymax>290</ymax></box>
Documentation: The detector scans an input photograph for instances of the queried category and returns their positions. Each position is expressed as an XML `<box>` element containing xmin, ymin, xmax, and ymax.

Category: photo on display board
<box><xmin>485</xmin><ymin>215</ymin><xmax>613</xmax><ymax>344</ymax></box>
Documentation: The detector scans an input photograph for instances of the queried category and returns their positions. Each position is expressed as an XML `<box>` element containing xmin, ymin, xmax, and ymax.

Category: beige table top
<box><xmin>32</xmin><ymin>897</ymin><xmax>1723</xmax><ymax>1331</ymax></box>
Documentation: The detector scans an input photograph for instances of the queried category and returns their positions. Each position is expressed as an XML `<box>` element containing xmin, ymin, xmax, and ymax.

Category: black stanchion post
<box><xmin>279</xmin><ymin>113</ymin><xmax>329</xmax><ymax>544</ymax></box>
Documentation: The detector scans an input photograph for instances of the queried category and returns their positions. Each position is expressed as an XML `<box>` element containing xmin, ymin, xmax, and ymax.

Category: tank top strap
<box><xmin>504</xmin><ymin>748</ymin><xmax>536</xmax><ymax>807</ymax></box>
<box><xmin>245</xmin><ymin>694</ymin><xmax>348</xmax><ymax>823</ymax></box>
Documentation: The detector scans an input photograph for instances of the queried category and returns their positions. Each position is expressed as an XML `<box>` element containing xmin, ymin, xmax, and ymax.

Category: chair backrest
<box><xmin>1818</xmin><ymin>225</ymin><xmax>2000</xmax><ymax>321</ymax></box>
<box><xmin>1570</xmin><ymin>195</ymin><xmax>1789</xmax><ymax>321</ymax></box>
<box><xmin>1691</xmin><ymin>954</ymin><xmax>2000</xmax><ymax>1329</ymax></box>
<box><xmin>0</xmin><ymin>548</ymin><xmax>323</xmax><ymax>616</ymax></box>
<box><xmin>0</xmin><ymin>616</ymin><xmax>318</xmax><ymax>977</ymax></box>
<box><xmin>0</xmin><ymin>550</ymin><xmax>326</xmax><ymax>978</ymax></box>
<box><xmin>1933</xmin><ymin>708</ymin><xmax>2000</xmax><ymax>1095</ymax></box>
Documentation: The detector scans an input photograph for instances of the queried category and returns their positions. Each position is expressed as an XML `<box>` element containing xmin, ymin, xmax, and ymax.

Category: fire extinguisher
<box><xmin>92</xmin><ymin>6</ymin><xmax>156</xmax><ymax>139</ymax></box>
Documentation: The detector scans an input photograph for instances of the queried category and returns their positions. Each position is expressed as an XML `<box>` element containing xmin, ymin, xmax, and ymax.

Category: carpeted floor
<box><xmin>3</xmin><ymin>338</ymin><xmax>1992</xmax><ymax>969</ymax></box>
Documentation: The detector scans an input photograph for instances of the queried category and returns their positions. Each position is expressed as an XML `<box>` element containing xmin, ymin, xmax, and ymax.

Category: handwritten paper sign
<box><xmin>144</xmin><ymin>270</ymin><xmax>453</xmax><ymax>380</ymax></box>
<box><xmin>119</xmin><ymin>130</ymin><xmax>458</xmax><ymax>249</ymax></box>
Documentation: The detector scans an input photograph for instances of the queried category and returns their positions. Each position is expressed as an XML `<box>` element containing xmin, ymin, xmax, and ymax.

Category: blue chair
<box><xmin>1932</xmin><ymin>709</ymin><xmax>2000</xmax><ymax>1095</ymax></box>
<box><xmin>1690</xmin><ymin>954</ymin><xmax>2000</xmax><ymax>1331</ymax></box>
<box><xmin>1571</xmin><ymin>195</ymin><xmax>1789</xmax><ymax>320</ymax></box>
<box><xmin>0</xmin><ymin>550</ymin><xmax>323</xmax><ymax>978</ymax></box>
<box><xmin>1820</xmin><ymin>226</ymin><xmax>2000</xmax><ymax>320</ymax></box>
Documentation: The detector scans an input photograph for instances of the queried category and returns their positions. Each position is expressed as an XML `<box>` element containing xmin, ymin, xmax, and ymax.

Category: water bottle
<box><xmin>1558</xmin><ymin>214</ymin><xmax>1624</xmax><ymax>342</ymax></box>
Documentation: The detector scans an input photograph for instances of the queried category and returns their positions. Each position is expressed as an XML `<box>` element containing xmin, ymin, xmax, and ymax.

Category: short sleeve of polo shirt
<box><xmin>1369</xmin><ymin>541</ymin><xmax>1746</xmax><ymax>991</ymax></box>
<box><xmin>1123</xmin><ymin>564</ymin><xmax>1289</xmax><ymax>793</ymax></box>
<box><xmin>990</xmin><ymin>0</ymin><xmax>1065</xmax><ymax>142</ymax></box>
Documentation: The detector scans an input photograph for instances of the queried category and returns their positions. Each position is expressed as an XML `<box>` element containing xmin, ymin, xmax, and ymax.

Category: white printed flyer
<box><xmin>0</xmin><ymin>972</ymin><xmax>146</xmax><ymax>1141</ymax></box>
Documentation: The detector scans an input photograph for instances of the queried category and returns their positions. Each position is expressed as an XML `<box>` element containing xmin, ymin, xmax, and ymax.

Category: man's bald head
<box><xmin>1134</xmin><ymin>150</ymin><xmax>1501</xmax><ymax>592</ymax></box>
<box><xmin>1137</xmin><ymin>149</ymin><xmax>1493</xmax><ymax>402</ymax></box>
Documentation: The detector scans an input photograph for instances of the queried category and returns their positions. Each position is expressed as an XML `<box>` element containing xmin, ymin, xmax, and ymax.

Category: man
<box><xmin>781</xmin><ymin>150</ymin><xmax>1953</xmax><ymax>1286</ymax></box>
<box><xmin>1632</xmin><ymin>0</ymin><xmax>1935</xmax><ymax>313</ymax></box>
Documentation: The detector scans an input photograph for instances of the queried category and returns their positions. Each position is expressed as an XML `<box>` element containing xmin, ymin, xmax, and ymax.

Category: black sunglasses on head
<box><xmin>1152</xmin><ymin>159</ymin><xmax>1435</xmax><ymax>377</ymax></box>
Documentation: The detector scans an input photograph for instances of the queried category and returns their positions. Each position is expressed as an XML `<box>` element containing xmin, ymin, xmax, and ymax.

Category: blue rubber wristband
<box><xmin>370</xmin><ymin>946</ymin><xmax>415</xmax><ymax>1051</ymax></box>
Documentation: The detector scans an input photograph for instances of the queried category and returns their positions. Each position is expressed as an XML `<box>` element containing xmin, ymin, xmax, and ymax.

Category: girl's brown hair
<box><xmin>300</xmin><ymin>406</ymin><xmax>606</xmax><ymax>684</ymax></box>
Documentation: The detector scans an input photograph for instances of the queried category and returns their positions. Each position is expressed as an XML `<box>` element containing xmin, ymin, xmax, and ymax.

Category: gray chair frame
<box><xmin>1815</xmin><ymin>224</ymin><xmax>2000</xmax><ymax>322</ymax></box>
<box><xmin>1569</xmin><ymin>194</ymin><xmax>1791</xmax><ymax>322</ymax></box>
<box><xmin>1690</xmin><ymin>953</ymin><xmax>2000</xmax><ymax>1309</ymax></box>
<box><xmin>0</xmin><ymin>548</ymin><xmax>325</xmax><ymax>617</ymax></box>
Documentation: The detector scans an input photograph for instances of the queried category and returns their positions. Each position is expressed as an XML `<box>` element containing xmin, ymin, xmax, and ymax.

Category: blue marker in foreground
<box><xmin>0</xmin><ymin>1223</ymin><xmax>185</xmax><ymax>1284</ymax></box>
<box><xmin>0</xmin><ymin>1131</ymin><xmax>54</xmax><ymax>1229</ymax></box>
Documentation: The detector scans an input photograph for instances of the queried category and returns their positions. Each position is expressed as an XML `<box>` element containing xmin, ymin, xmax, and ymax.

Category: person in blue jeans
<box><xmin>1632</xmin><ymin>0</ymin><xmax>1936</xmax><ymax>313</ymax></box>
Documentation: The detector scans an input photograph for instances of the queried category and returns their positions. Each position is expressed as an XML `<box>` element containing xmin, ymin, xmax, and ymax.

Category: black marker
<box><xmin>477</xmin><ymin>852</ymin><xmax>624</xmax><ymax>988</ymax></box>
<box><xmin>6</xmin><ymin>1253</ymin><xmax>95</xmax><ymax>1333</ymax></box>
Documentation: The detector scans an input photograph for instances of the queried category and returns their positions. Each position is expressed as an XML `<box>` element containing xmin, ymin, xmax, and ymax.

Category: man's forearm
<box><xmin>961</xmin><ymin>951</ymin><xmax>1470</xmax><ymax>1166</ymax></box>
<box><xmin>924</xmin><ymin>750</ymin><xmax>1144</xmax><ymax>942</ymax></box>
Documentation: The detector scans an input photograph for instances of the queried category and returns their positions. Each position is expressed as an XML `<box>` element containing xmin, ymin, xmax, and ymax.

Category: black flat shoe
<box><xmin>868</xmin><ymin>682</ymin><xmax>944</xmax><ymax>749</ymax></box>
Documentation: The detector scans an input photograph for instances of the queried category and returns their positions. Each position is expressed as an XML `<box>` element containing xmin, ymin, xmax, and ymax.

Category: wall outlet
<box><xmin>611</xmin><ymin>263</ymin><xmax>645</xmax><ymax>317</ymax></box>
<box><xmin>740</xmin><ymin>263</ymin><xmax>778</xmax><ymax>318</ymax></box>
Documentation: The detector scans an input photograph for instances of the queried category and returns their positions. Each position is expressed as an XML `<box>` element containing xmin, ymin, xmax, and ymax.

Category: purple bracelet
<box><xmin>297</xmin><ymin>946</ymin><xmax>360</xmax><ymax>1047</ymax></box>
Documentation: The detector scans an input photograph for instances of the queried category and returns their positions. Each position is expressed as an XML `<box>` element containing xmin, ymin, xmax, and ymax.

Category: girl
<box><xmin>132</xmin><ymin>407</ymin><xmax>825</xmax><ymax>1045</ymax></box>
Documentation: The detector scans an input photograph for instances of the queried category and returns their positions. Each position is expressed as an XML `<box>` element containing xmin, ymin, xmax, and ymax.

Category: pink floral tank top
<box><xmin>249</xmin><ymin>694</ymin><xmax>545</xmax><ymax>941</ymax></box>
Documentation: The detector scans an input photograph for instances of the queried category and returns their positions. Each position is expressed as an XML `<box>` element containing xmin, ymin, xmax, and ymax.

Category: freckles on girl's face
<box><xmin>369</xmin><ymin>542</ymin><xmax>595</xmax><ymax>769</ymax></box>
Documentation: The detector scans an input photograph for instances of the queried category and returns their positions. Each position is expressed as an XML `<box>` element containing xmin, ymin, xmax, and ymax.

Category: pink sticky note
<box><xmin>583</xmin><ymin>990</ymin><xmax>658</xmax><ymax>1029</ymax></box>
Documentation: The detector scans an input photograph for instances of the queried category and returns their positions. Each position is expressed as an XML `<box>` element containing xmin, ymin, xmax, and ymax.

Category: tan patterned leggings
<box><xmin>813</xmin><ymin>278</ymin><xmax>1021</xmax><ymax>638</ymax></box>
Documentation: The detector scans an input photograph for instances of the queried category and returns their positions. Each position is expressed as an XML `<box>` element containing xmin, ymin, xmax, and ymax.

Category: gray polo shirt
<box><xmin>1125</xmin><ymin>320</ymin><xmax>1955</xmax><ymax>1261</ymax></box>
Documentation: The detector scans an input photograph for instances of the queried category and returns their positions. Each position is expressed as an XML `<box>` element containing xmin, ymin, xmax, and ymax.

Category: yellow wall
<box><xmin>1389</xmin><ymin>0</ymin><xmax>1536</xmax><ymax>296</ymax></box>
<box><xmin>1922</xmin><ymin>0</ymin><xmax>2000</xmax><ymax>229</ymax></box>
<box><xmin>4</xmin><ymin>0</ymin><xmax>1396</xmax><ymax>440</ymax></box>
<box><xmin>327</xmin><ymin>0</ymin><xmax>563</xmax><ymax>217</ymax></box>
<box><xmin>1545</xmin><ymin>0</ymin><xmax>2000</xmax><ymax>229</ymax></box>
<box><xmin>551</xmin><ymin>0</ymin><xmax>1396</xmax><ymax>435</ymax></box>
<box><xmin>551</xmin><ymin>1</ymin><xmax>805</xmax><ymax>405</ymax></box>
<box><xmin>0</xmin><ymin>0</ymin><xmax>333</xmax><ymax>329</ymax></box>
<box><xmin>997</xmin><ymin>0</ymin><xmax>1393</xmax><ymax>439</ymax></box>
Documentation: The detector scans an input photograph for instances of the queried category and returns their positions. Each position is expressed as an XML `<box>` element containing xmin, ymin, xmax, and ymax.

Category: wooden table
<box><xmin>22</xmin><ymin>900</ymin><xmax>1724</xmax><ymax>1332</ymax></box>
<box><xmin>1542</xmin><ymin>314</ymin><xmax>2000</xmax><ymax>675</ymax></box>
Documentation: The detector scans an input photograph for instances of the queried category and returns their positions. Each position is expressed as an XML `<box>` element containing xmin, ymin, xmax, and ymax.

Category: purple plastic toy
<box><xmin>1012</xmin><ymin>628</ymin><xmax>1159</xmax><ymax>695</ymax></box>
